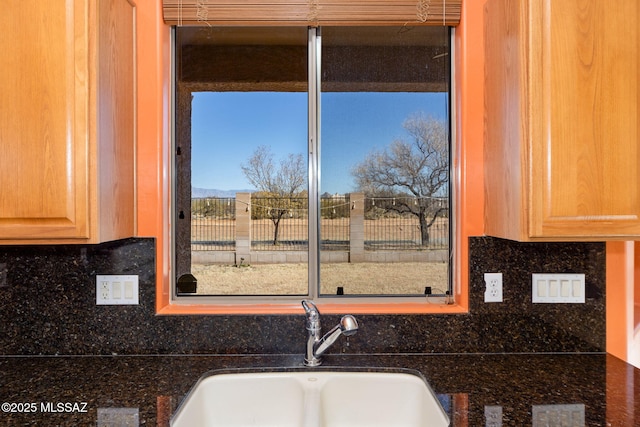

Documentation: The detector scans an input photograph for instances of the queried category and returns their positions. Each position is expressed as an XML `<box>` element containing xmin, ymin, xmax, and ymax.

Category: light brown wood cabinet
<box><xmin>484</xmin><ymin>0</ymin><xmax>640</xmax><ymax>241</ymax></box>
<box><xmin>0</xmin><ymin>0</ymin><xmax>136</xmax><ymax>243</ymax></box>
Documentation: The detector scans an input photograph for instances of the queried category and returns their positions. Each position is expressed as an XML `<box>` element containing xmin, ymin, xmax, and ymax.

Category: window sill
<box><xmin>156</xmin><ymin>298</ymin><xmax>469</xmax><ymax>315</ymax></box>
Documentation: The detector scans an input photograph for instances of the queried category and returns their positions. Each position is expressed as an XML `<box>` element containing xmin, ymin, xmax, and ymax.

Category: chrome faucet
<box><xmin>302</xmin><ymin>300</ymin><xmax>358</xmax><ymax>367</ymax></box>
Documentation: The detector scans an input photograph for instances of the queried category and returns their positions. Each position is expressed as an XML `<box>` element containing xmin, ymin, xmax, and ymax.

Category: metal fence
<box><xmin>249</xmin><ymin>195</ymin><xmax>353</xmax><ymax>251</ymax></box>
<box><xmin>363</xmin><ymin>196</ymin><xmax>449</xmax><ymax>250</ymax></box>
<box><xmin>250</xmin><ymin>196</ymin><xmax>308</xmax><ymax>250</ymax></box>
<box><xmin>191</xmin><ymin>197</ymin><xmax>235</xmax><ymax>250</ymax></box>
<box><xmin>319</xmin><ymin>196</ymin><xmax>351</xmax><ymax>251</ymax></box>
<box><xmin>190</xmin><ymin>194</ymin><xmax>448</xmax><ymax>251</ymax></box>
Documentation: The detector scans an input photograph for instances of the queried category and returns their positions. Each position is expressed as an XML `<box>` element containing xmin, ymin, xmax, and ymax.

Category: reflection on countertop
<box><xmin>0</xmin><ymin>353</ymin><xmax>636</xmax><ymax>426</ymax></box>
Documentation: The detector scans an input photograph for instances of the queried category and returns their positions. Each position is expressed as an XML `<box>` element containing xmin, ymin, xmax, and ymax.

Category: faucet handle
<box><xmin>302</xmin><ymin>300</ymin><xmax>320</xmax><ymax>320</ymax></box>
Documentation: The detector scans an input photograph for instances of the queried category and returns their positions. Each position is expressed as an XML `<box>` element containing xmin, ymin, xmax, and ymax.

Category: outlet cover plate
<box><xmin>484</xmin><ymin>272</ymin><xmax>503</xmax><ymax>302</ymax></box>
<box><xmin>96</xmin><ymin>275</ymin><xmax>139</xmax><ymax>305</ymax></box>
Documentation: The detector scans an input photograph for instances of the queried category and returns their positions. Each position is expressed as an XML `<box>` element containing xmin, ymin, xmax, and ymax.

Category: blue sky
<box><xmin>191</xmin><ymin>91</ymin><xmax>448</xmax><ymax>194</ymax></box>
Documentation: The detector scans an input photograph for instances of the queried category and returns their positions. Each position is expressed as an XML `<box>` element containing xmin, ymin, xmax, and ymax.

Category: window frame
<box><xmin>167</xmin><ymin>26</ymin><xmax>463</xmax><ymax>313</ymax></box>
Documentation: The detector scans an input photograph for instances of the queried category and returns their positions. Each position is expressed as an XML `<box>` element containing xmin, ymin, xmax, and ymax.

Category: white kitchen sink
<box><xmin>171</xmin><ymin>370</ymin><xmax>449</xmax><ymax>427</ymax></box>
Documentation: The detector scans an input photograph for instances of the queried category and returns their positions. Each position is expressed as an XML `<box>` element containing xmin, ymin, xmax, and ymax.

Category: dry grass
<box><xmin>190</xmin><ymin>218</ymin><xmax>449</xmax><ymax>295</ymax></box>
<box><xmin>192</xmin><ymin>261</ymin><xmax>448</xmax><ymax>295</ymax></box>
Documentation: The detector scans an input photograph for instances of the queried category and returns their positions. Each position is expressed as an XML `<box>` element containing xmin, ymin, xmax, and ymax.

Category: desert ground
<box><xmin>191</xmin><ymin>261</ymin><xmax>448</xmax><ymax>295</ymax></box>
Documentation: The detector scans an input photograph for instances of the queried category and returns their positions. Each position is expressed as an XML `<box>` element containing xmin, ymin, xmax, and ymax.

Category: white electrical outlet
<box><xmin>96</xmin><ymin>275</ymin><xmax>139</xmax><ymax>305</ymax></box>
<box><xmin>485</xmin><ymin>405</ymin><xmax>503</xmax><ymax>427</ymax></box>
<box><xmin>484</xmin><ymin>272</ymin><xmax>503</xmax><ymax>302</ymax></box>
<box><xmin>532</xmin><ymin>274</ymin><xmax>585</xmax><ymax>303</ymax></box>
<box><xmin>100</xmin><ymin>280</ymin><xmax>110</xmax><ymax>300</ymax></box>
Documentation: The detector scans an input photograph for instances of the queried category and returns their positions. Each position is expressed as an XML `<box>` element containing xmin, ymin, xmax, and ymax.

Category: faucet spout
<box><xmin>312</xmin><ymin>315</ymin><xmax>358</xmax><ymax>359</ymax></box>
<box><xmin>302</xmin><ymin>300</ymin><xmax>358</xmax><ymax>366</ymax></box>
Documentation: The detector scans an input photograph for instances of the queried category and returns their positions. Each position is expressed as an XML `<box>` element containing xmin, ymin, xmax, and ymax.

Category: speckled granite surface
<box><xmin>0</xmin><ymin>353</ymin><xmax>636</xmax><ymax>426</ymax></box>
<box><xmin>0</xmin><ymin>237</ymin><xmax>606</xmax><ymax>355</ymax></box>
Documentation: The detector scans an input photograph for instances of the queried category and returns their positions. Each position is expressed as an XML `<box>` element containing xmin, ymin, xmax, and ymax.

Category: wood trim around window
<box><xmin>162</xmin><ymin>0</ymin><xmax>462</xmax><ymax>26</ymax></box>
<box><xmin>141</xmin><ymin>0</ymin><xmax>482</xmax><ymax>315</ymax></box>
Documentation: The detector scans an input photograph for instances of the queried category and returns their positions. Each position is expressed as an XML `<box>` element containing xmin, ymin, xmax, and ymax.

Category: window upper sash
<box><xmin>162</xmin><ymin>0</ymin><xmax>462</xmax><ymax>27</ymax></box>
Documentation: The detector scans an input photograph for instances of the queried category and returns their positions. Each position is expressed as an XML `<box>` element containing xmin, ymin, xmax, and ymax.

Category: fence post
<box><xmin>349</xmin><ymin>192</ymin><xmax>365</xmax><ymax>262</ymax></box>
<box><xmin>236</xmin><ymin>192</ymin><xmax>251</xmax><ymax>264</ymax></box>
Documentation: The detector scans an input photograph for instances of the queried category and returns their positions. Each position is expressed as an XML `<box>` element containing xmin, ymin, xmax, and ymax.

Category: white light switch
<box><xmin>549</xmin><ymin>280</ymin><xmax>558</xmax><ymax>297</ymax></box>
<box><xmin>536</xmin><ymin>280</ymin><xmax>547</xmax><ymax>297</ymax></box>
<box><xmin>560</xmin><ymin>280</ymin><xmax>570</xmax><ymax>297</ymax></box>
<box><xmin>112</xmin><ymin>281</ymin><xmax>122</xmax><ymax>299</ymax></box>
<box><xmin>572</xmin><ymin>280</ymin><xmax>583</xmax><ymax>297</ymax></box>
<box><xmin>124</xmin><ymin>280</ymin><xmax>134</xmax><ymax>299</ymax></box>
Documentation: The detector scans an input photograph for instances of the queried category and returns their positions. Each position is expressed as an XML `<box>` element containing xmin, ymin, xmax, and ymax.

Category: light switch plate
<box><xmin>96</xmin><ymin>275</ymin><xmax>139</xmax><ymax>305</ymax></box>
<box><xmin>532</xmin><ymin>404</ymin><xmax>584</xmax><ymax>426</ymax></box>
<box><xmin>532</xmin><ymin>274</ymin><xmax>585</xmax><ymax>303</ymax></box>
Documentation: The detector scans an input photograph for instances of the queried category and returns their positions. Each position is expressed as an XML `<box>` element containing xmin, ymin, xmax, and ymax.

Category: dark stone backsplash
<box><xmin>0</xmin><ymin>237</ymin><xmax>605</xmax><ymax>355</ymax></box>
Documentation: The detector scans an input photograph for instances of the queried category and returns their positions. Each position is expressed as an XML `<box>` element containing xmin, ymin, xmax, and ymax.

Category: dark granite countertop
<box><xmin>0</xmin><ymin>353</ymin><xmax>636</xmax><ymax>426</ymax></box>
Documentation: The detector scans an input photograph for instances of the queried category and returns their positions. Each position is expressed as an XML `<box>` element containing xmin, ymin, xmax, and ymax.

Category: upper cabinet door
<box><xmin>0</xmin><ymin>0</ymin><xmax>136</xmax><ymax>244</ymax></box>
<box><xmin>0</xmin><ymin>1</ymin><xmax>90</xmax><ymax>240</ymax></box>
<box><xmin>484</xmin><ymin>0</ymin><xmax>640</xmax><ymax>241</ymax></box>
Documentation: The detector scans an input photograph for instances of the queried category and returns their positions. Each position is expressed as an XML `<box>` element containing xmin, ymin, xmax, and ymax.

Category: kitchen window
<box><xmin>172</xmin><ymin>26</ymin><xmax>453</xmax><ymax>305</ymax></box>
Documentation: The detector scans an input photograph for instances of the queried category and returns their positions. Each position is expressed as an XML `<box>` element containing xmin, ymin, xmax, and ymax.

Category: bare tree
<box><xmin>241</xmin><ymin>145</ymin><xmax>306</xmax><ymax>245</ymax></box>
<box><xmin>352</xmin><ymin>113</ymin><xmax>448</xmax><ymax>246</ymax></box>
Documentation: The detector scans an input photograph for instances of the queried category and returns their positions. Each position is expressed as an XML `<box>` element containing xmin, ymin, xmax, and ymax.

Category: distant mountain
<box><xmin>191</xmin><ymin>187</ymin><xmax>254</xmax><ymax>198</ymax></box>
